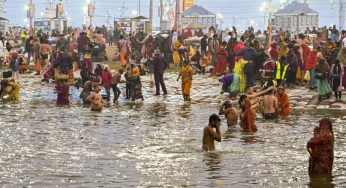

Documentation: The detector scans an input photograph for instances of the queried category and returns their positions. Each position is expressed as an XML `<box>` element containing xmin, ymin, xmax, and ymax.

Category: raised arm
<box><xmin>208</xmin><ymin>126</ymin><xmax>221</xmax><ymax>142</ymax></box>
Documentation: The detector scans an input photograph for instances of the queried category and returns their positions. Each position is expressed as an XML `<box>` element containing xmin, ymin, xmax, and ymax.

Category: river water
<box><xmin>0</xmin><ymin>73</ymin><xmax>345</xmax><ymax>187</ymax></box>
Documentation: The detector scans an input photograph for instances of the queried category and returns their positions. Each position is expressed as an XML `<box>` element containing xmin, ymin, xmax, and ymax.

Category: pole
<box><xmin>160</xmin><ymin>0</ymin><xmax>163</xmax><ymax>30</ymax></box>
<box><xmin>149</xmin><ymin>0</ymin><xmax>153</xmax><ymax>33</ymax></box>
<box><xmin>296</xmin><ymin>15</ymin><xmax>299</xmax><ymax>35</ymax></box>
<box><xmin>268</xmin><ymin>12</ymin><xmax>272</xmax><ymax>45</ymax></box>
<box><xmin>138</xmin><ymin>0</ymin><xmax>141</xmax><ymax>16</ymax></box>
<box><xmin>29</xmin><ymin>0</ymin><xmax>34</xmax><ymax>36</ymax></box>
<box><xmin>175</xmin><ymin>0</ymin><xmax>180</xmax><ymax>32</ymax></box>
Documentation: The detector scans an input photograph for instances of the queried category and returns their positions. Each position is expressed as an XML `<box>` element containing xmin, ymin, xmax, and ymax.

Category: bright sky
<box><xmin>4</xmin><ymin>0</ymin><xmax>341</xmax><ymax>29</ymax></box>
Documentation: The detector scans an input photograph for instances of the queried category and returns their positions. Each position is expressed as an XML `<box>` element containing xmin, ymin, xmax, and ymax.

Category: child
<box><xmin>219</xmin><ymin>100</ymin><xmax>238</xmax><ymax>128</ymax></box>
<box><xmin>124</xmin><ymin>67</ymin><xmax>131</xmax><ymax>99</ymax></box>
<box><xmin>10</xmin><ymin>52</ymin><xmax>20</xmax><ymax>78</ymax></box>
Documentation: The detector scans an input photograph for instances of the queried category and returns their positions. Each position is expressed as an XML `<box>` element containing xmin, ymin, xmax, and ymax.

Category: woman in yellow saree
<box><xmin>178</xmin><ymin>61</ymin><xmax>193</xmax><ymax>102</ymax></box>
<box><xmin>173</xmin><ymin>38</ymin><xmax>182</xmax><ymax>66</ymax></box>
<box><xmin>233</xmin><ymin>59</ymin><xmax>247</xmax><ymax>93</ymax></box>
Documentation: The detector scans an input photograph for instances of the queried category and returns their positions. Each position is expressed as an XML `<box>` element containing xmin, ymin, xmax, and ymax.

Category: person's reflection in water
<box><xmin>240</xmin><ymin>133</ymin><xmax>259</xmax><ymax>144</ymax></box>
<box><xmin>203</xmin><ymin>152</ymin><xmax>221</xmax><ymax>172</ymax></box>
<box><xmin>177</xmin><ymin>103</ymin><xmax>191</xmax><ymax>119</ymax></box>
<box><xmin>308</xmin><ymin>175</ymin><xmax>334</xmax><ymax>188</ymax></box>
<box><xmin>146</xmin><ymin>103</ymin><xmax>168</xmax><ymax>119</ymax></box>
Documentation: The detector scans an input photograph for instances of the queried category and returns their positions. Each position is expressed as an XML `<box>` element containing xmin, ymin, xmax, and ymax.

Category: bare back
<box><xmin>262</xmin><ymin>95</ymin><xmax>278</xmax><ymax>114</ymax></box>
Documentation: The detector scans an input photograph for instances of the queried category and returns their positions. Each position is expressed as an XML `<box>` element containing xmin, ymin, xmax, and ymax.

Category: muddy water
<box><xmin>0</xmin><ymin>73</ymin><xmax>345</xmax><ymax>187</ymax></box>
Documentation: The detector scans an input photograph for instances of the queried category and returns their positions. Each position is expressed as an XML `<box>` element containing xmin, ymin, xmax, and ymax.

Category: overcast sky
<box><xmin>4</xmin><ymin>0</ymin><xmax>341</xmax><ymax>30</ymax></box>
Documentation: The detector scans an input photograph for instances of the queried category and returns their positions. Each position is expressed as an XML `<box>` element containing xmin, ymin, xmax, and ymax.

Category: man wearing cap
<box><xmin>276</xmin><ymin>86</ymin><xmax>290</xmax><ymax>117</ymax></box>
<box><xmin>202</xmin><ymin>114</ymin><xmax>221</xmax><ymax>151</ymax></box>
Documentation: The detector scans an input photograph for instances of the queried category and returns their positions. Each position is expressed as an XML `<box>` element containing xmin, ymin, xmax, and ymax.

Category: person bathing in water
<box><xmin>219</xmin><ymin>100</ymin><xmax>238</xmax><ymax>128</ymax></box>
<box><xmin>202</xmin><ymin>114</ymin><xmax>221</xmax><ymax>151</ymax></box>
<box><xmin>87</xmin><ymin>86</ymin><xmax>103</xmax><ymax>111</ymax></box>
<box><xmin>260</xmin><ymin>89</ymin><xmax>279</xmax><ymax>120</ymax></box>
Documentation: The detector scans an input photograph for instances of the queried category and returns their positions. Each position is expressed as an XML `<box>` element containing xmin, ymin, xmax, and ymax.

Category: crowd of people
<box><xmin>0</xmin><ymin>24</ymin><xmax>342</xmax><ymax>178</ymax></box>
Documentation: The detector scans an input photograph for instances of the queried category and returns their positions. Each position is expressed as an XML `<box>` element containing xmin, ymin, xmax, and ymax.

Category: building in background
<box><xmin>273</xmin><ymin>0</ymin><xmax>318</xmax><ymax>35</ymax></box>
<box><xmin>181</xmin><ymin>5</ymin><xmax>216</xmax><ymax>31</ymax></box>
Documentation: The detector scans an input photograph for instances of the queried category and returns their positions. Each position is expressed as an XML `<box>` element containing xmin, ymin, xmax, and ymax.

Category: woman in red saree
<box><xmin>240</xmin><ymin>98</ymin><xmax>257</xmax><ymax>132</ymax></box>
<box><xmin>212</xmin><ymin>41</ymin><xmax>228</xmax><ymax>76</ymax></box>
<box><xmin>56</xmin><ymin>79</ymin><xmax>69</xmax><ymax>105</ymax></box>
<box><xmin>307</xmin><ymin>118</ymin><xmax>334</xmax><ymax>176</ymax></box>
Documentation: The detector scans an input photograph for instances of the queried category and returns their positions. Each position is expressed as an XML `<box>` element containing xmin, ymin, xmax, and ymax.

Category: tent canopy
<box><xmin>182</xmin><ymin>5</ymin><xmax>215</xmax><ymax>17</ymax></box>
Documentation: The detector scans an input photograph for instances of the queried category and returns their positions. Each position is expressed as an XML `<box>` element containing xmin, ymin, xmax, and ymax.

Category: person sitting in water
<box><xmin>276</xmin><ymin>86</ymin><xmax>290</xmax><ymax>117</ymax></box>
<box><xmin>87</xmin><ymin>86</ymin><xmax>103</xmax><ymax>111</ymax></box>
<box><xmin>55</xmin><ymin>78</ymin><xmax>69</xmax><ymax>105</ymax></box>
<box><xmin>202</xmin><ymin>114</ymin><xmax>221</xmax><ymax>151</ymax></box>
<box><xmin>1</xmin><ymin>79</ymin><xmax>20</xmax><ymax>102</ymax></box>
<box><xmin>219</xmin><ymin>100</ymin><xmax>238</xmax><ymax>128</ymax></box>
<box><xmin>260</xmin><ymin>89</ymin><xmax>278</xmax><ymax>120</ymax></box>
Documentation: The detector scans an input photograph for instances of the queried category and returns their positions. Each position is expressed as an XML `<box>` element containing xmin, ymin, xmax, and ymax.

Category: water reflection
<box><xmin>204</xmin><ymin>152</ymin><xmax>222</xmax><ymax>173</ymax></box>
<box><xmin>308</xmin><ymin>175</ymin><xmax>334</xmax><ymax>188</ymax></box>
<box><xmin>0</xmin><ymin>73</ymin><xmax>345</xmax><ymax>187</ymax></box>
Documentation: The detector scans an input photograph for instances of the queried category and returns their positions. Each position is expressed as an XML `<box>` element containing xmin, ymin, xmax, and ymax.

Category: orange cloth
<box><xmin>181</xmin><ymin>64</ymin><xmax>193</xmax><ymax>96</ymax></box>
<box><xmin>120</xmin><ymin>51</ymin><xmax>127</xmax><ymax>66</ymax></box>
<box><xmin>276</xmin><ymin>93</ymin><xmax>290</xmax><ymax>117</ymax></box>
<box><xmin>241</xmin><ymin>98</ymin><xmax>257</xmax><ymax>132</ymax></box>
<box><xmin>73</xmin><ymin>61</ymin><xmax>79</xmax><ymax>71</ymax></box>
<box><xmin>34</xmin><ymin>58</ymin><xmax>41</xmax><ymax>72</ymax></box>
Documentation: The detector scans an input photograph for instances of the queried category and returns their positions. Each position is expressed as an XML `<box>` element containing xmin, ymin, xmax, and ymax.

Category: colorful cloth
<box><xmin>173</xmin><ymin>41</ymin><xmax>181</xmax><ymax>64</ymax></box>
<box><xmin>307</xmin><ymin>118</ymin><xmax>334</xmax><ymax>176</ymax></box>
<box><xmin>276</xmin><ymin>93</ymin><xmax>290</xmax><ymax>117</ymax></box>
<box><xmin>181</xmin><ymin>64</ymin><xmax>193</xmax><ymax>96</ymax></box>
<box><xmin>233</xmin><ymin>59</ymin><xmax>247</xmax><ymax>93</ymax></box>
<box><xmin>240</xmin><ymin>98</ymin><xmax>257</xmax><ymax>132</ymax></box>
<box><xmin>212</xmin><ymin>45</ymin><xmax>228</xmax><ymax>76</ymax></box>
<box><xmin>316</xmin><ymin>79</ymin><xmax>332</xmax><ymax>97</ymax></box>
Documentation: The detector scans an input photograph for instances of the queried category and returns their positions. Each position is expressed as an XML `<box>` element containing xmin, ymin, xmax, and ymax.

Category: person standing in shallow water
<box><xmin>307</xmin><ymin>118</ymin><xmax>334</xmax><ymax>176</ymax></box>
<box><xmin>219</xmin><ymin>100</ymin><xmax>238</xmax><ymax>128</ymax></box>
<box><xmin>87</xmin><ymin>86</ymin><xmax>103</xmax><ymax>111</ymax></box>
<box><xmin>202</xmin><ymin>114</ymin><xmax>221</xmax><ymax>151</ymax></box>
<box><xmin>55</xmin><ymin>79</ymin><xmax>69</xmax><ymax>105</ymax></box>
<box><xmin>177</xmin><ymin>60</ymin><xmax>193</xmax><ymax>102</ymax></box>
<box><xmin>240</xmin><ymin>98</ymin><xmax>257</xmax><ymax>132</ymax></box>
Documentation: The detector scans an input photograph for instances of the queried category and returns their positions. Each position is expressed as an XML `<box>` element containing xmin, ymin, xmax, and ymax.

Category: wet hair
<box><xmin>222</xmin><ymin>41</ymin><xmax>227</xmax><ymax>46</ymax></box>
<box><xmin>119</xmin><ymin>69</ymin><xmax>124</xmax><ymax>74</ymax></box>
<box><xmin>120</xmin><ymin>35</ymin><xmax>124</xmax><ymax>39</ymax></box>
<box><xmin>209</xmin><ymin>114</ymin><xmax>221</xmax><ymax>124</ymax></box>
<box><xmin>224</xmin><ymin>101</ymin><xmax>232</xmax><ymax>108</ymax></box>
<box><xmin>238</xmin><ymin>94</ymin><xmax>247</xmax><ymax>107</ymax></box>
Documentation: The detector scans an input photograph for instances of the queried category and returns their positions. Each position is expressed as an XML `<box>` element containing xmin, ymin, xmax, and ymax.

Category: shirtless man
<box><xmin>261</xmin><ymin>89</ymin><xmax>279</xmax><ymax>120</ymax></box>
<box><xmin>87</xmin><ymin>86</ymin><xmax>103</xmax><ymax>111</ymax></box>
<box><xmin>39</xmin><ymin>39</ymin><xmax>52</xmax><ymax>71</ymax></box>
<box><xmin>246</xmin><ymin>86</ymin><xmax>275</xmax><ymax>112</ymax></box>
<box><xmin>219</xmin><ymin>100</ymin><xmax>238</xmax><ymax>128</ymax></box>
<box><xmin>202</xmin><ymin>114</ymin><xmax>221</xmax><ymax>151</ymax></box>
